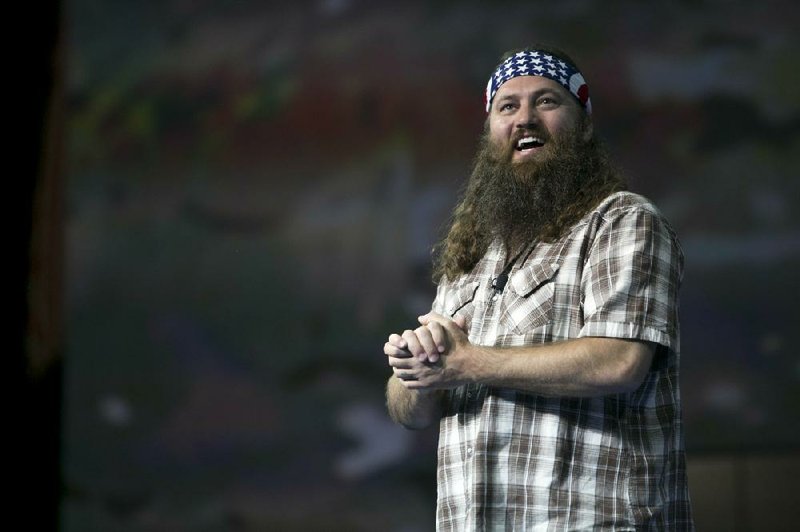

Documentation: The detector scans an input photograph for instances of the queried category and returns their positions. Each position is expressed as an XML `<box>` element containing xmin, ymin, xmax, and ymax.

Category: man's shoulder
<box><xmin>592</xmin><ymin>191</ymin><xmax>663</xmax><ymax>219</ymax></box>
<box><xmin>570</xmin><ymin>191</ymin><xmax>681</xmax><ymax>253</ymax></box>
<box><xmin>581</xmin><ymin>191</ymin><xmax>683</xmax><ymax>265</ymax></box>
<box><xmin>581</xmin><ymin>191</ymin><xmax>677</xmax><ymax>233</ymax></box>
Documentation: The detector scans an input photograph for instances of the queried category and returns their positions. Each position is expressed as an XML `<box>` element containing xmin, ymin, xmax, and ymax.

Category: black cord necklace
<box><xmin>491</xmin><ymin>246</ymin><xmax>528</xmax><ymax>295</ymax></box>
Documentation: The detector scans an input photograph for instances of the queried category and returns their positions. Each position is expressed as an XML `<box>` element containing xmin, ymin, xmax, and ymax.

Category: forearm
<box><xmin>464</xmin><ymin>337</ymin><xmax>654</xmax><ymax>397</ymax></box>
<box><xmin>386</xmin><ymin>375</ymin><xmax>444</xmax><ymax>429</ymax></box>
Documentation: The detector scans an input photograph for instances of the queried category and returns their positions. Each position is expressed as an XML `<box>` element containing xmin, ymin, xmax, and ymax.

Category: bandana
<box><xmin>484</xmin><ymin>50</ymin><xmax>591</xmax><ymax>114</ymax></box>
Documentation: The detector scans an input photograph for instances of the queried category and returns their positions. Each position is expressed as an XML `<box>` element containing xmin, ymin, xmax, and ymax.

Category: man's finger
<box><xmin>387</xmin><ymin>355</ymin><xmax>414</xmax><ymax>369</ymax></box>
<box><xmin>388</xmin><ymin>333</ymin><xmax>407</xmax><ymax>349</ymax></box>
<box><xmin>420</xmin><ymin>311</ymin><xmax>469</xmax><ymax>333</ymax></box>
<box><xmin>419</xmin><ymin>311</ymin><xmax>459</xmax><ymax>331</ymax></box>
<box><xmin>418</xmin><ymin>311</ymin><xmax>446</xmax><ymax>326</ymax></box>
<box><xmin>401</xmin><ymin>329</ymin><xmax>425</xmax><ymax>357</ymax></box>
<box><xmin>413</xmin><ymin>326</ymin><xmax>438</xmax><ymax>361</ymax></box>
<box><xmin>427</xmin><ymin>321</ymin><xmax>447</xmax><ymax>357</ymax></box>
<box><xmin>393</xmin><ymin>368</ymin><xmax>418</xmax><ymax>381</ymax></box>
<box><xmin>384</xmin><ymin>342</ymin><xmax>412</xmax><ymax>358</ymax></box>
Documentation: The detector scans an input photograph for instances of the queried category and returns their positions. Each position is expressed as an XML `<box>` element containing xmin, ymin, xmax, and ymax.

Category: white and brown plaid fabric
<box><xmin>431</xmin><ymin>192</ymin><xmax>693</xmax><ymax>531</ymax></box>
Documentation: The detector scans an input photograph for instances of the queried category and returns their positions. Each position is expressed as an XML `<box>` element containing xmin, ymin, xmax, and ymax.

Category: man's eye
<box><xmin>538</xmin><ymin>97</ymin><xmax>558</xmax><ymax>107</ymax></box>
<box><xmin>500</xmin><ymin>103</ymin><xmax>515</xmax><ymax>111</ymax></box>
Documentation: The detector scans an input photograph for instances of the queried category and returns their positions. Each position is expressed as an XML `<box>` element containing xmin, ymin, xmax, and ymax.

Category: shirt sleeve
<box><xmin>578</xmin><ymin>203</ymin><xmax>684</xmax><ymax>350</ymax></box>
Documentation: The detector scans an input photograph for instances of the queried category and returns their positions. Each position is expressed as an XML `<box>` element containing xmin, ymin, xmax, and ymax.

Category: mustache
<box><xmin>511</xmin><ymin>125</ymin><xmax>551</xmax><ymax>143</ymax></box>
<box><xmin>488</xmin><ymin>126</ymin><xmax>553</xmax><ymax>162</ymax></box>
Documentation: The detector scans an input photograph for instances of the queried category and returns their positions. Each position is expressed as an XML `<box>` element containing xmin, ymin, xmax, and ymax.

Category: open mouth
<box><xmin>515</xmin><ymin>136</ymin><xmax>545</xmax><ymax>152</ymax></box>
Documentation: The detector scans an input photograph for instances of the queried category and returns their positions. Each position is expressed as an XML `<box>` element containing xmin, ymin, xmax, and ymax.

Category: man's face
<box><xmin>487</xmin><ymin>75</ymin><xmax>590</xmax><ymax>164</ymax></box>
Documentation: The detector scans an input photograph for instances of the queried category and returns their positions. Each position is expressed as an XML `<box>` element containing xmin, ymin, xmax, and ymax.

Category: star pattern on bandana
<box><xmin>484</xmin><ymin>51</ymin><xmax>591</xmax><ymax>114</ymax></box>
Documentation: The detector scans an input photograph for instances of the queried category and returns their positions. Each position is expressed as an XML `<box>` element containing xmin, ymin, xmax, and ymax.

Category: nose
<box><xmin>514</xmin><ymin>101</ymin><xmax>539</xmax><ymax>130</ymax></box>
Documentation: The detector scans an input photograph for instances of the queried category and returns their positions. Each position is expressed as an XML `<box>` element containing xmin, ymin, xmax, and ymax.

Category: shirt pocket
<box><xmin>500</xmin><ymin>261</ymin><xmax>560</xmax><ymax>334</ymax></box>
<box><xmin>444</xmin><ymin>281</ymin><xmax>480</xmax><ymax>329</ymax></box>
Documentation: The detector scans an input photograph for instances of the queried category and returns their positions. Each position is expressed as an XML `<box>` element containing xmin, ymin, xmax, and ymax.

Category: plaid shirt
<box><xmin>431</xmin><ymin>192</ymin><xmax>693</xmax><ymax>531</ymax></box>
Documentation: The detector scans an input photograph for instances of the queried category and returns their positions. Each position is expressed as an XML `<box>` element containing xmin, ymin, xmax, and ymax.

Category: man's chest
<box><xmin>440</xmin><ymin>236</ymin><xmax>590</xmax><ymax>347</ymax></box>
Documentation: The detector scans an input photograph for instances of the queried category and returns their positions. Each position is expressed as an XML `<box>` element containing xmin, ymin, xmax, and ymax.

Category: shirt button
<box><xmin>467</xmin><ymin>446</ymin><xmax>474</xmax><ymax>456</ymax></box>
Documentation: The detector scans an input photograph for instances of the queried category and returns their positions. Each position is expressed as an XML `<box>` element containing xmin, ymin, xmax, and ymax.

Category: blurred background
<box><xmin>21</xmin><ymin>0</ymin><xmax>799</xmax><ymax>530</ymax></box>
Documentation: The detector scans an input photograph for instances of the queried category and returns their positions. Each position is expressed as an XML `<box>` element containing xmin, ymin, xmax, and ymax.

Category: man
<box><xmin>384</xmin><ymin>46</ymin><xmax>694</xmax><ymax>530</ymax></box>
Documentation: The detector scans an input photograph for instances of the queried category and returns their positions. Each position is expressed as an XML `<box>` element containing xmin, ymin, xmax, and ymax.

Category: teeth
<box><xmin>517</xmin><ymin>137</ymin><xmax>543</xmax><ymax>149</ymax></box>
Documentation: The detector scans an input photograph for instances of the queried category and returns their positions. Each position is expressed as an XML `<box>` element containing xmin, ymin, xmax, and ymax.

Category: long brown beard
<box><xmin>432</xmin><ymin>122</ymin><xmax>626</xmax><ymax>282</ymax></box>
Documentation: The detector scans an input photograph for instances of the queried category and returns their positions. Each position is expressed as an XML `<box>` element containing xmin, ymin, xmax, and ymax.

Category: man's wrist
<box><xmin>460</xmin><ymin>343</ymin><xmax>490</xmax><ymax>385</ymax></box>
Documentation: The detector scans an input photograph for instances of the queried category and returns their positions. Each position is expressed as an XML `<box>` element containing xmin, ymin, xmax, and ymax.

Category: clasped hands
<box><xmin>384</xmin><ymin>312</ymin><xmax>472</xmax><ymax>390</ymax></box>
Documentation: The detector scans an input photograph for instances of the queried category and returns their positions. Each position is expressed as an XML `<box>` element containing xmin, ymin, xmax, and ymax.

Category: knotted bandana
<box><xmin>484</xmin><ymin>50</ymin><xmax>591</xmax><ymax>114</ymax></box>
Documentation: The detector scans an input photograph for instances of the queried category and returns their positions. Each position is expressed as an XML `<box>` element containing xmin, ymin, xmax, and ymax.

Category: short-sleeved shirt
<box><xmin>431</xmin><ymin>192</ymin><xmax>693</xmax><ymax>531</ymax></box>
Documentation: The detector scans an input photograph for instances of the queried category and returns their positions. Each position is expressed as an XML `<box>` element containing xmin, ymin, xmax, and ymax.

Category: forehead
<box><xmin>494</xmin><ymin>75</ymin><xmax>570</xmax><ymax>99</ymax></box>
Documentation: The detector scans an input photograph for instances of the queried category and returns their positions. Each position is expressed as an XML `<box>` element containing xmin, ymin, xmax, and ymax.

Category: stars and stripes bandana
<box><xmin>485</xmin><ymin>50</ymin><xmax>592</xmax><ymax>114</ymax></box>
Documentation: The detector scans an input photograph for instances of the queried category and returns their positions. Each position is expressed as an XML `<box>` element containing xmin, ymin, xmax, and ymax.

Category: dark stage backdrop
<box><xmin>62</xmin><ymin>1</ymin><xmax>799</xmax><ymax>530</ymax></box>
